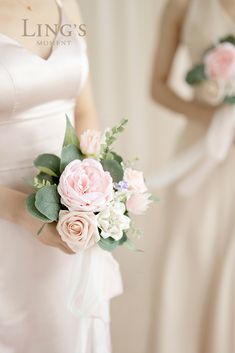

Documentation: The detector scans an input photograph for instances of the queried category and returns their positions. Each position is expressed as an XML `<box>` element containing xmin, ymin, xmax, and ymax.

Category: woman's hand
<box><xmin>36</xmin><ymin>223</ymin><xmax>75</xmax><ymax>255</ymax></box>
<box><xmin>18</xmin><ymin>194</ymin><xmax>75</xmax><ymax>255</ymax></box>
<box><xmin>0</xmin><ymin>186</ymin><xmax>75</xmax><ymax>255</ymax></box>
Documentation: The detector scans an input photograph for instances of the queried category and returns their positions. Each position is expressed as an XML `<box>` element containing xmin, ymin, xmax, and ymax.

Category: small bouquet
<box><xmin>26</xmin><ymin>117</ymin><xmax>153</xmax><ymax>253</ymax></box>
<box><xmin>186</xmin><ymin>35</ymin><xmax>235</xmax><ymax>105</ymax></box>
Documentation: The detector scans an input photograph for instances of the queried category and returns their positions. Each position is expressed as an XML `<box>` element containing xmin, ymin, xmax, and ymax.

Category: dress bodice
<box><xmin>182</xmin><ymin>0</ymin><xmax>235</xmax><ymax>64</ymax></box>
<box><xmin>0</xmin><ymin>0</ymin><xmax>89</xmax><ymax>190</ymax></box>
<box><xmin>180</xmin><ymin>0</ymin><xmax>235</xmax><ymax>106</ymax></box>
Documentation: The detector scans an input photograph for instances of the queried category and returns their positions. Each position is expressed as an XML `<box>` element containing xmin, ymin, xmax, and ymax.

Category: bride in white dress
<box><xmin>150</xmin><ymin>0</ymin><xmax>235</xmax><ymax>352</ymax></box>
<box><xmin>0</xmin><ymin>1</ymin><xmax>122</xmax><ymax>352</ymax></box>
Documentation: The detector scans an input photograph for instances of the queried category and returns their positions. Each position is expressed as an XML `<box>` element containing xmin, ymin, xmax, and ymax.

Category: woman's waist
<box><xmin>0</xmin><ymin>109</ymin><xmax>75</xmax><ymax>172</ymax></box>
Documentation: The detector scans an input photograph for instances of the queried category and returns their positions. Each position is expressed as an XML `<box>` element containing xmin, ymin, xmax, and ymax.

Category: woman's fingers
<box><xmin>56</xmin><ymin>242</ymin><xmax>75</xmax><ymax>255</ymax></box>
<box><xmin>54</xmin><ymin>232</ymin><xmax>75</xmax><ymax>254</ymax></box>
<box><xmin>37</xmin><ymin>226</ymin><xmax>75</xmax><ymax>254</ymax></box>
<box><xmin>39</xmin><ymin>236</ymin><xmax>75</xmax><ymax>254</ymax></box>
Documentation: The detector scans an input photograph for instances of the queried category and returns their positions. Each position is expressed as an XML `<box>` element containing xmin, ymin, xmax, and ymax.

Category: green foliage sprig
<box><xmin>100</xmin><ymin>118</ymin><xmax>128</xmax><ymax>160</ymax></box>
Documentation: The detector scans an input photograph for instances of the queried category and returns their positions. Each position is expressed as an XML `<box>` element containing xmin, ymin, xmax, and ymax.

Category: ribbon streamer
<box><xmin>67</xmin><ymin>245</ymin><xmax>123</xmax><ymax>353</ymax></box>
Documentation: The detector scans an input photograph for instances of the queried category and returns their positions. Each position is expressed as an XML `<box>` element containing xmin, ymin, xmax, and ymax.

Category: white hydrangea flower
<box><xmin>225</xmin><ymin>79</ymin><xmax>235</xmax><ymax>96</ymax></box>
<box><xmin>113</xmin><ymin>189</ymin><xmax>131</xmax><ymax>203</ymax></box>
<box><xmin>97</xmin><ymin>201</ymin><xmax>131</xmax><ymax>241</ymax></box>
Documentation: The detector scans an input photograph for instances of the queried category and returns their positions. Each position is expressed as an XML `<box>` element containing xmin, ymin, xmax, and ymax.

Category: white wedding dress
<box><xmin>0</xmin><ymin>1</ymin><xmax>122</xmax><ymax>352</ymax></box>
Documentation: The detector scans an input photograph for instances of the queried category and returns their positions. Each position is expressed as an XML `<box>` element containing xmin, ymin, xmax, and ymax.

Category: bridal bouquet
<box><xmin>26</xmin><ymin>117</ymin><xmax>153</xmax><ymax>253</ymax></box>
<box><xmin>186</xmin><ymin>35</ymin><xmax>235</xmax><ymax>105</ymax></box>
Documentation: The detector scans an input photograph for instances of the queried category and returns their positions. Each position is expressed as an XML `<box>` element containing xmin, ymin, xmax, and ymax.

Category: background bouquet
<box><xmin>26</xmin><ymin>117</ymin><xmax>153</xmax><ymax>253</ymax></box>
<box><xmin>186</xmin><ymin>35</ymin><xmax>235</xmax><ymax>105</ymax></box>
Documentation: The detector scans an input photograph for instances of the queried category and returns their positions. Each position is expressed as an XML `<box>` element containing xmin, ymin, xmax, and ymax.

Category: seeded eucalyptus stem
<box><xmin>100</xmin><ymin>118</ymin><xmax>128</xmax><ymax>160</ymax></box>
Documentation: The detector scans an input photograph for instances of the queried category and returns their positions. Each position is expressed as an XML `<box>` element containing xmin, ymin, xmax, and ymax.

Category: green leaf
<box><xmin>100</xmin><ymin>118</ymin><xmax>128</xmax><ymax>159</ymax></box>
<box><xmin>98</xmin><ymin>237</ymin><xmax>119</xmax><ymax>252</ymax></box>
<box><xmin>35</xmin><ymin>185</ymin><xmax>60</xmax><ymax>221</ymax></box>
<box><xmin>101</xmin><ymin>159</ymin><xmax>124</xmax><ymax>182</ymax></box>
<box><xmin>110</xmin><ymin>152</ymin><xmax>123</xmax><ymax>164</ymax></box>
<box><xmin>123</xmin><ymin>237</ymin><xmax>143</xmax><ymax>252</ymax></box>
<box><xmin>60</xmin><ymin>144</ymin><xmax>83</xmax><ymax>172</ymax></box>
<box><xmin>149</xmin><ymin>194</ymin><xmax>160</xmax><ymax>203</ymax></box>
<box><xmin>37</xmin><ymin>223</ymin><xmax>47</xmax><ymax>236</ymax></box>
<box><xmin>26</xmin><ymin>193</ymin><xmax>52</xmax><ymax>222</ymax></box>
<box><xmin>224</xmin><ymin>96</ymin><xmax>235</xmax><ymax>104</ymax></box>
<box><xmin>34</xmin><ymin>154</ymin><xmax>60</xmax><ymax>177</ymax></box>
<box><xmin>35</xmin><ymin>172</ymin><xmax>56</xmax><ymax>185</ymax></box>
<box><xmin>185</xmin><ymin>64</ymin><xmax>206</xmax><ymax>85</ymax></box>
<box><xmin>62</xmin><ymin>115</ymin><xmax>80</xmax><ymax>148</ymax></box>
<box><xmin>220</xmin><ymin>35</ymin><xmax>235</xmax><ymax>45</ymax></box>
<box><xmin>117</xmin><ymin>232</ymin><xmax>128</xmax><ymax>245</ymax></box>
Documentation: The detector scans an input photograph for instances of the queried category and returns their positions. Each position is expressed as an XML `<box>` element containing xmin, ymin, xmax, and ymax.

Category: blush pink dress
<box><xmin>0</xmin><ymin>1</ymin><xmax>122</xmax><ymax>352</ymax></box>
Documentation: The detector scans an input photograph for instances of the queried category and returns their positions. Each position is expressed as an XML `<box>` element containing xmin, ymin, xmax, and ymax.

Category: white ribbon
<box><xmin>67</xmin><ymin>245</ymin><xmax>123</xmax><ymax>353</ymax></box>
<box><xmin>148</xmin><ymin>105</ymin><xmax>235</xmax><ymax>197</ymax></box>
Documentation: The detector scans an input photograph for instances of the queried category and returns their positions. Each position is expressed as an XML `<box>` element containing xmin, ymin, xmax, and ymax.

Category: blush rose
<box><xmin>126</xmin><ymin>192</ymin><xmax>152</xmax><ymax>215</ymax></box>
<box><xmin>124</xmin><ymin>168</ymin><xmax>147</xmax><ymax>193</ymax></box>
<box><xmin>80</xmin><ymin>130</ymin><xmax>102</xmax><ymax>156</ymax></box>
<box><xmin>205</xmin><ymin>43</ymin><xmax>235</xmax><ymax>81</ymax></box>
<box><xmin>58</xmin><ymin>159</ymin><xmax>113</xmax><ymax>212</ymax></box>
<box><xmin>56</xmin><ymin>210</ymin><xmax>100</xmax><ymax>252</ymax></box>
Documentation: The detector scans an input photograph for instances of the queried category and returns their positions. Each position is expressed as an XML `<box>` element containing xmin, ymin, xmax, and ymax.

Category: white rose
<box><xmin>97</xmin><ymin>202</ymin><xmax>131</xmax><ymax>241</ymax></box>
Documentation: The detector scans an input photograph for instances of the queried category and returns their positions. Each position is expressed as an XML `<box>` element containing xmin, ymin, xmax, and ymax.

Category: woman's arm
<box><xmin>151</xmin><ymin>0</ymin><xmax>218</xmax><ymax>126</ymax></box>
<box><xmin>63</xmin><ymin>0</ymin><xmax>99</xmax><ymax>134</ymax></box>
<box><xmin>0</xmin><ymin>186</ymin><xmax>74</xmax><ymax>254</ymax></box>
<box><xmin>74</xmin><ymin>78</ymin><xmax>99</xmax><ymax>135</ymax></box>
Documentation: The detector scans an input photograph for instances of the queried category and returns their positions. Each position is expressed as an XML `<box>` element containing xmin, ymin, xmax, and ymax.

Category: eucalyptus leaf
<box><xmin>123</xmin><ymin>237</ymin><xmax>143</xmax><ymax>252</ymax></box>
<box><xmin>36</xmin><ymin>172</ymin><xmax>55</xmax><ymax>184</ymax></box>
<box><xmin>26</xmin><ymin>193</ymin><xmax>52</xmax><ymax>222</ymax></box>
<box><xmin>101</xmin><ymin>159</ymin><xmax>124</xmax><ymax>183</ymax></box>
<box><xmin>60</xmin><ymin>144</ymin><xmax>83</xmax><ymax>172</ymax></box>
<box><xmin>98</xmin><ymin>237</ymin><xmax>119</xmax><ymax>252</ymax></box>
<box><xmin>224</xmin><ymin>96</ymin><xmax>235</xmax><ymax>104</ymax></box>
<box><xmin>110</xmin><ymin>152</ymin><xmax>123</xmax><ymax>164</ymax></box>
<box><xmin>62</xmin><ymin>115</ymin><xmax>80</xmax><ymax>148</ymax></box>
<box><xmin>118</xmin><ymin>232</ymin><xmax>128</xmax><ymax>245</ymax></box>
<box><xmin>35</xmin><ymin>185</ymin><xmax>60</xmax><ymax>221</ymax></box>
<box><xmin>220</xmin><ymin>35</ymin><xmax>235</xmax><ymax>45</ymax></box>
<box><xmin>185</xmin><ymin>64</ymin><xmax>206</xmax><ymax>85</ymax></box>
<box><xmin>34</xmin><ymin>154</ymin><xmax>60</xmax><ymax>177</ymax></box>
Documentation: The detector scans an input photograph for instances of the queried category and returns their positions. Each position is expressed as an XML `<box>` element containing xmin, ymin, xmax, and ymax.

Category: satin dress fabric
<box><xmin>153</xmin><ymin>0</ymin><xmax>235</xmax><ymax>352</ymax></box>
<box><xmin>0</xmin><ymin>1</ymin><xmax>122</xmax><ymax>352</ymax></box>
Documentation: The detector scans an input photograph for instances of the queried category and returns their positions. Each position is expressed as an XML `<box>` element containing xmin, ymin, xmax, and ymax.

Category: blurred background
<box><xmin>79</xmin><ymin>1</ymin><xmax>190</xmax><ymax>352</ymax></box>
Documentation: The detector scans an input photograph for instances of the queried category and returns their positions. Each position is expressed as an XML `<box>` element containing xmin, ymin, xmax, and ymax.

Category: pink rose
<box><xmin>80</xmin><ymin>130</ymin><xmax>101</xmax><ymax>156</ymax></box>
<box><xmin>56</xmin><ymin>210</ymin><xmax>100</xmax><ymax>252</ymax></box>
<box><xmin>58</xmin><ymin>159</ymin><xmax>113</xmax><ymax>212</ymax></box>
<box><xmin>124</xmin><ymin>168</ymin><xmax>147</xmax><ymax>193</ymax></box>
<box><xmin>126</xmin><ymin>192</ymin><xmax>152</xmax><ymax>215</ymax></box>
<box><xmin>205</xmin><ymin>43</ymin><xmax>235</xmax><ymax>81</ymax></box>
